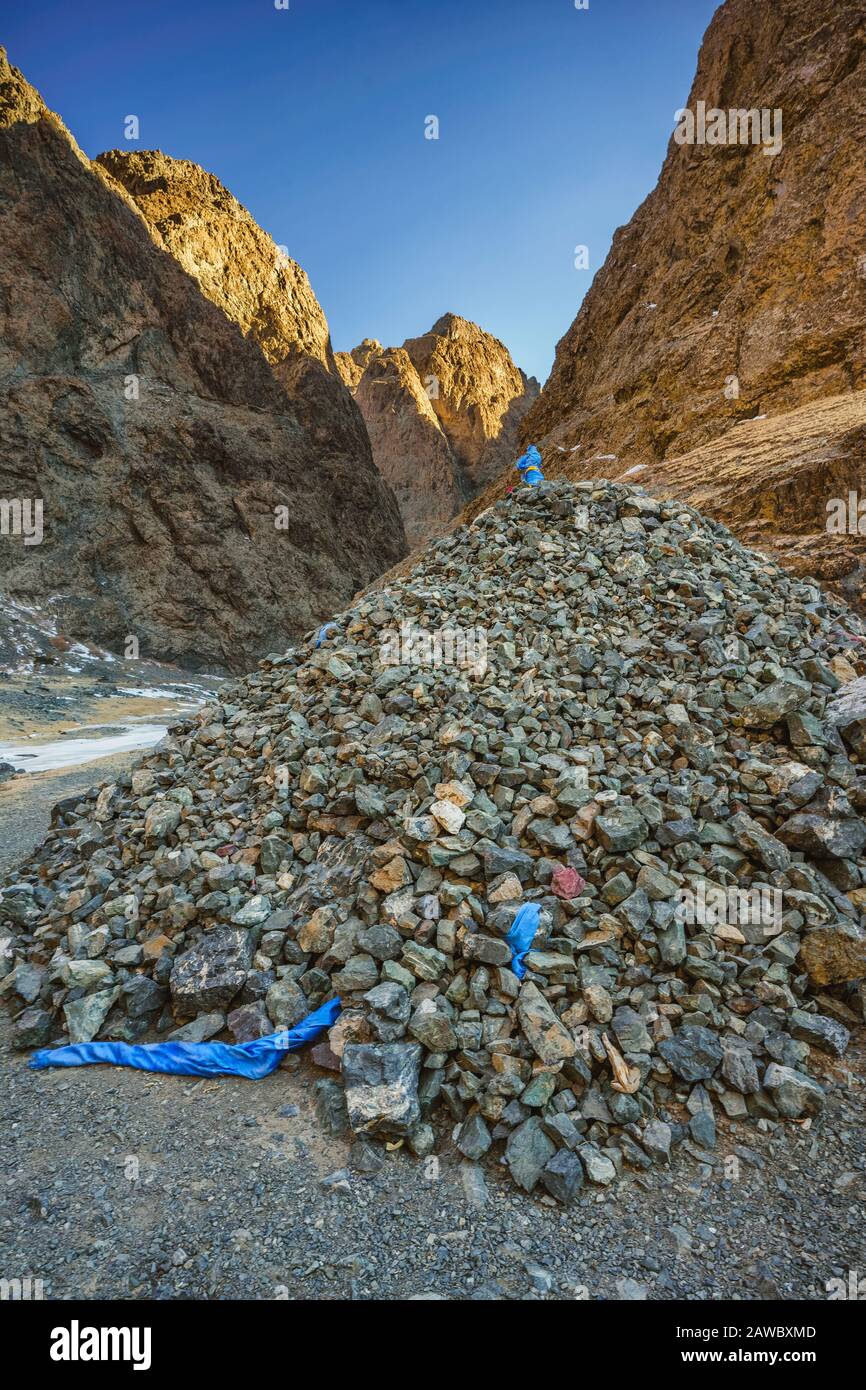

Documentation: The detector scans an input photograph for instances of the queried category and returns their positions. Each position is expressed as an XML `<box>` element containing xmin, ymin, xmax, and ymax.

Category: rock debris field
<box><xmin>2</xmin><ymin>481</ymin><xmax>866</xmax><ymax>1204</ymax></box>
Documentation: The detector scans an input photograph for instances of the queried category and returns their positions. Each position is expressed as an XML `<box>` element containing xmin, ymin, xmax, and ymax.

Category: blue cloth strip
<box><xmin>504</xmin><ymin>903</ymin><xmax>540</xmax><ymax>980</ymax></box>
<box><xmin>29</xmin><ymin>996</ymin><xmax>342</xmax><ymax>1080</ymax></box>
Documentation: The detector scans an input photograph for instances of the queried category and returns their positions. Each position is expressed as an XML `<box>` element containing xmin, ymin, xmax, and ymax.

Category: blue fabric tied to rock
<box><xmin>515</xmin><ymin>444</ymin><xmax>544</xmax><ymax>486</ymax></box>
<box><xmin>505</xmin><ymin>903</ymin><xmax>540</xmax><ymax>980</ymax></box>
<box><xmin>315</xmin><ymin>622</ymin><xmax>338</xmax><ymax>648</ymax></box>
<box><xmin>28</xmin><ymin>997</ymin><xmax>342</xmax><ymax>1080</ymax></box>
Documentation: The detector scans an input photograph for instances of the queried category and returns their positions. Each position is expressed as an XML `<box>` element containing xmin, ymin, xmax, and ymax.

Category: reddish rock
<box><xmin>551</xmin><ymin>865</ymin><xmax>587</xmax><ymax>900</ymax></box>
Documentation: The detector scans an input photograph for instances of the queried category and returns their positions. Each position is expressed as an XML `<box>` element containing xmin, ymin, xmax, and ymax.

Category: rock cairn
<box><xmin>3</xmin><ymin>481</ymin><xmax>866</xmax><ymax>1198</ymax></box>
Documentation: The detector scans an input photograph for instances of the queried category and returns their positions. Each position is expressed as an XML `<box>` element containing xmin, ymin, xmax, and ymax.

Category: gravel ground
<box><xmin>1</xmin><ymin>1017</ymin><xmax>863</xmax><ymax>1301</ymax></box>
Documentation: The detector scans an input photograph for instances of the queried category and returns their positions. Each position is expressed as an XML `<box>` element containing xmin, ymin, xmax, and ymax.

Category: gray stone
<box><xmin>658</xmin><ymin>1026</ymin><xmax>723</xmax><ymax>1082</ymax></box>
<box><xmin>505</xmin><ymin>1116</ymin><xmax>556</xmax><ymax>1192</ymax></box>
<box><xmin>408</xmin><ymin>1001</ymin><xmax>457</xmax><ymax>1051</ymax></box>
<box><xmin>342</xmin><ymin>1042</ymin><xmax>423</xmax><ymax>1135</ymax></box>
<box><xmin>720</xmin><ymin>1036</ymin><xmax>760</xmax><ymax>1094</ymax></box>
<box><xmin>763</xmin><ymin>1063</ymin><xmax>825</xmax><ymax>1118</ymax></box>
<box><xmin>12</xmin><ymin>1005</ymin><xmax>53</xmax><ymax>1050</ymax></box>
<box><xmin>168</xmin><ymin>1011</ymin><xmax>225</xmax><ymax>1042</ymax></box>
<box><xmin>170</xmin><ymin>927</ymin><xmax>253</xmax><ymax>1018</ymax></box>
<box><xmin>729</xmin><ymin>812</ymin><xmax>790</xmax><ymax>871</ymax></box>
<box><xmin>265</xmin><ymin>977</ymin><xmax>308</xmax><ymax>1029</ymax></box>
<box><xmin>144</xmin><ymin>801</ymin><xmax>182</xmax><ymax>841</ymax></box>
<box><xmin>541</xmin><ymin>1148</ymin><xmax>585</xmax><ymax>1203</ymax></box>
<box><xmin>578</xmin><ymin>1142</ymin><xmax>616</xmax><ymax>1185</ymax></box>
<box><xmin>314</xmin><ymin>1077</ymin><xmax>350</xmax><ymax>1136</ymax></box>
<box><xmin>457</xmin><ymin>1111</ymin><xmax>492</xmax><ymax>1160</ymax></box>
<box><xmin>231</xmin><ymin>894</ymin><xmax>272</xmax><ymax>928</ymax></box>
<box><xmin>63</xmin><ymin>987</ymin><xmax>120</xmax><ymax>1044</ymax></box>
<box><xmin>742</xmin><ymin>678</ymin><xmax>810</xmax><ymax>726</ymax></box>
<box><xmin>788</xmin><ymin>1009</ymin><xmax>850</xmax><ymax>1056</ymax></box>
<box><xmin>227</xmin><ymin>1000</ymin><xmax>270</xmax><ymax>1042</ymax></box>
<box><xmin>517</xmin><ymin>981</ymin><xmax>576</xmax><ymax>1064</ymax></box>
<box><xmin>612</xmin><ymin>1005</ymin><xmax>652</xmax><ymax>1054</ymax></box>
<box><xmin>595</xmin><ymin>804</ymin><xmax>648</xmax><ymax>852</ymax></box>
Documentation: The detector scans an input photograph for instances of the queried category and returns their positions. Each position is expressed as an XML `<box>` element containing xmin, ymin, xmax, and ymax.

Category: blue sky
<box><xmin>5</xmin><ymin>0</ymin><xmax>720</xmax><ymax>382</ymax></box>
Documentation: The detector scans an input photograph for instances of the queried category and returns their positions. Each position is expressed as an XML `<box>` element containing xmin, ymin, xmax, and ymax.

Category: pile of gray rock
<box><xmin>3</xmin><ymin>481</ymin><xmax>866</xmax><ymax>1198</ymax></box>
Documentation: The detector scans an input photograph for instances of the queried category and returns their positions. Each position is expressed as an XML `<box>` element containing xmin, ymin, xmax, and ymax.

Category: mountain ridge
<box><xmin>0</xmin><ymin>50</ymin><xmax>406</xmax><ymax>672</ymax></box>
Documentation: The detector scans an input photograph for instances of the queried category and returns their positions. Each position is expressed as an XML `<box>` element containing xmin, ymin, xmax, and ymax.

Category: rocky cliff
<box><xmin>97</xmin><ymin>150</ymin><xmax>334</xmax><ymax>371</ymax></box>
<box><xmin>337</xmin><ymin>316</ymin><xmax>538</xmax><ymax>546</ymax></box>
<box><xmin>615</xmin><ymin>391</ymin><xmax>866</xmax><ymax>613</ymax></box>
<box><xmin>350</xmin><ymin>347</ymin><xmax>466</xmax><ymax>547</ymax></box>
<box><xmin>403</xmin><ymin>314</ymin><xmax>539</xmax><ymax>491</ymax></box>
<box><xmin>522</xmin><ymin>0</ymin><xmax>865</xmax><ymax>463</ymax></box>
<box><xmin>0</xmin><ymin>51</ymin><xmax>406</xmax><ymax>673</ymax></box>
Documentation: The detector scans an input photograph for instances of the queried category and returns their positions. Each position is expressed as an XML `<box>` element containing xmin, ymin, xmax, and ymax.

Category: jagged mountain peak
<box><xmin>335</xmin><ymin>315</ymin><xmax>538</xmax><ymax>546</ymax></box>
<box><xmin>96</xmin><ymin>147</ymin><xmax>335</xmax><ymax>373</ymax></box>
<box><xmin>0</xmin><ymin>52</ymin><xmax>406</xmax><ymax>671</ymax></box>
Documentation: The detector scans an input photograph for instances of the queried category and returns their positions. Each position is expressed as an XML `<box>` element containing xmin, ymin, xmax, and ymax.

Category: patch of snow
<box><xmin>117</xmin><ymin>685</ymin><xmax>200</xmax><ymax>700</ymax></box>
<box><xmin>0</xmin><ymin>723</ymin><xmax>171</xmax><ymax>772</ymax></box>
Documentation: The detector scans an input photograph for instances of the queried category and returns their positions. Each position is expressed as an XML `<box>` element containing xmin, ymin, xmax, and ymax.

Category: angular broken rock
<box><xmin>788</xmin><ymin>1009</ymin><xmax>850</xmax><ymax>1056</ymax></box>
<box><xmin>63</xmin><ymin>988</ymin><xmax>120</xmax><ymax>1044</ymax></box>
<box><xmin>657</xmin><ymin>1026</ymin><xmax>723</xmax><ymax>1082</ymax></box>
<box><xmin>550</xmin><ymin>865</ymin><xmax>586</xmax><ymax>899</ymax></box>
<box><xmin>143</xmin><ymin>801</ymin><xmax>182</xmax><ymax>842</ymax></box>
<box><xmin>778</xmin><ymin>808</ymin><xmax>866</xmax><ymax>860</ymax></box>
<box><xmin>457</xmin><ymin>1111</ymin><xmax>492</xmax><ymax>1161</ymax></box>
<box><xmin>228</xmin><ymin>1001</ymin><xmax>271</xmax><ymax>1043</ymax></box>
<box><xmin>505</xmin><ymin>1116</ymin><xmax>556</xmax><ymax>1191</ymax></box>
<box><xmin>265</xmin><ymin>977</ymin><xmax>308</xmax><ymax>1029</ymax></box>
<box><xmin>341</xmin><ymin>1042</ymin><xmax>422</xmax><ymax>1136</ymax></box>
<box><xmin>729</xmin><ymin>812</ymin><xmax>790</xmax><ymax>871</ymax></box>
<box><xmin>579</xmin><ymin>1143</ymin><xmax>616</xmax><ymax>1185</ymax></box>
<box><xmin>720</xmin><ymin>1036</ymin><xmax>760</xmax><ymax>1094</ymax></box>
<box><xmin>595</xmin><ymin>804</ymin><xmax>648</xmax><ymax>852</ymax></box>
<box><xmin>168</xmin><ymin>1011</ymin><xmax>225</xmax><ymax>1043</ymax></box>
<box><xmin>517</xmin><ymin>981</ymin><xmax>576</xmax><ymax>1064</ymax></box>
<box><xmin>541</xmin><ymin>1148</ymin><xmax>585</xmax><ymax>1203</ymax></box>
<box><xmin>12</xmin><ymin>1005</ymin><xmax>53</xmax><ymax>1050</ymax></box>
<box><xmin>169</xmin><ymin>928</ymin><xmax>254</xmax><ymax>1018</ymax></box>
<box><xmin>799</xmin><ymin>926</ymin><xmax>866</xmax><ymax>986</ymax></box>
<box><xmin>741</xmin><ymin>678</ymin><xmax>809</xmax><ymax>726</ymax></box>
<box><xmin>826</xmin><ymin>676</ymin><xmax>866</xmax><ymax>727</ymax></box>
<box><xmin>763</xmin><ymin>1063</ymin><xmax>825</xmax><ymax>1119</ymax></box>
